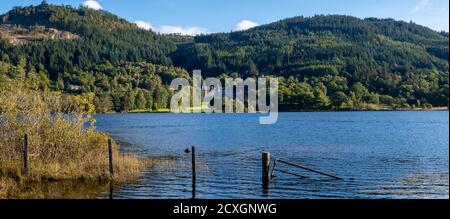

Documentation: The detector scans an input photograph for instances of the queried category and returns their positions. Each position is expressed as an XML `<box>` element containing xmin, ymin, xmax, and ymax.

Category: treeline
<box><xmin>0</xmin><ymin>59</ymin><xmax>189</xmax><ymax>113</ymax></box>
<box><xmin>277</xmin><ymin>74</ymin><xmax>444</xmax><ymax>110</ymax></box>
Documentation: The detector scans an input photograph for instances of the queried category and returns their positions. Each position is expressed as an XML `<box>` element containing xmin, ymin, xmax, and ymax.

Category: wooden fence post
<box><xmin>191</xmin><ymin>146</ymin><xmax>196</xmax><ymax>199</ymax></box>
<box><xmin>23</xmin><ymin>133</ymin><xmax>28</xmax><ymax>175</ymax></box>
<box><xmin>108</xmin><ymin>139</ymin><xmax>114</xmax><ymax>177</ymax></box>
<box><xmin>262</xmin><ymin>152</ymin><xmax>270</xmax><ymax>188</ymax></box>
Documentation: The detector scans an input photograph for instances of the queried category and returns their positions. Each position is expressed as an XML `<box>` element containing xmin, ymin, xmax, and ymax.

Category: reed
<box><xmin>0</xmin><ymin>88</ymin><xmax>148</xmax><ymax>198</ymax></box>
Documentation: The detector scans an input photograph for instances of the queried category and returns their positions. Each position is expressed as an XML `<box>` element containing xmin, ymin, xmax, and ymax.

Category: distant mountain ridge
<box><xmin>174</xmin><ymin>15</ymin><xmax>448</xmax><ymax>76</ymax></box>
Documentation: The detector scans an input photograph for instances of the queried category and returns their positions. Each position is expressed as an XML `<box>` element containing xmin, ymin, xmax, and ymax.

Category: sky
<box><xmin>0</xmin><ymin>0</ymin><xmax>448</xmax><ymax>35</ymax></box>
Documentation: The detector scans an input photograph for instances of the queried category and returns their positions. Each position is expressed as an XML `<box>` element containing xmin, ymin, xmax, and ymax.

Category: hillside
<box><xmin>174</xmin><ymin>15</ymin><xmax>448</xmax><ymax>76</ymax></box>
<box><xmin>0</xmin><ymin>3</ymin><xmax>186</xmax><ymax>113</ymax></box>
<box><xmin>0</xmin><ymin>3</ymin><xmax>448</xmax><ymax>112</ymax></box>
<box><xmin>0</xmin><ymin>2</ymin><xmax>176</xmax><ymax>79</ymax></box>
<box><xmin>172</xmin><ymin>15</ymin><xmax>449</xmax><ymax>109</ymax></box>
<box><xmin>0</xmin><ymin>24</ymin><xmax>78</xmax><ymax>45</ymax></box>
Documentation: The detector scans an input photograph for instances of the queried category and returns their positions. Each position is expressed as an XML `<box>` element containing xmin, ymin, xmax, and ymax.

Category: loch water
<box><xmin>94</xmin><ymin>111</ymin><xmax>449</xmax><ymax>199</ymax></box>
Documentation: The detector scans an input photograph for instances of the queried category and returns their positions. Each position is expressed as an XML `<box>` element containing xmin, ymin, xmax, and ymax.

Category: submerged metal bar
<box><xmin>273</xmin><ymin>168</ymin><xmax>308</xmax><ymax>179</ymax></box>
<box><xmin>270</xmin><ymin>160</ymin><xmax>277</xmax><ymax>178</ymax></box>
<box><xmin>276</xmin><ymin>159</ymin><xmax>341</xmax><ymax>180</ymax></box>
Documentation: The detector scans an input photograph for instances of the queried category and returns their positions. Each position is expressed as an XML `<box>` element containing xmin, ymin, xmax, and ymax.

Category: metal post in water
<box><xmin>191</xmin><ymin>146</ymin><xmax>196</xmax><ymax>199</ymax></box>
<box><xmin>262</xmin><ymin>152</ymin><xmax>270</xmax><ymax>189</ymax></box>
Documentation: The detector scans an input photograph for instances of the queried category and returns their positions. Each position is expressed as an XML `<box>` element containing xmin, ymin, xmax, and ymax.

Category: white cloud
<box><xmin>233</xmin><ymin>20</ymin><xmax>258</xmax><ymax>31</ymax></box>
<box><xmin>411</xmin><ymin>0</ymin><xmax>431</xmax><ymax>13</ymax></box>
<box><xmin>158</xmin><ymin>25</ymin><xmax>208</xmax><ymax>36</ymax></box>
<box><xmin>134</xmin><ymin>20</ymin><xmax>154</xmax><ymax>31</ymax></box>
<box><xmin>134</xmin><ymin>21</ymin><xmax>208</xmax><ymax>36</ymax></box>
<box><xmin>82</xmin><ymin>0</ymin><xmax>103</xmax><ymax>10</ymax></box>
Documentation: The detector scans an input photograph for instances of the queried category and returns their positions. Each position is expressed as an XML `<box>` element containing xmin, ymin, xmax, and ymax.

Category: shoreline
<box><xmin>98</xmin><ymin>106</ymin><xmax>449</xmax><ymax>114</ymax></box>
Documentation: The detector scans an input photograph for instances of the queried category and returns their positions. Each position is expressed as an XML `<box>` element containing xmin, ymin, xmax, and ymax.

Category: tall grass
<box><xmin>0</xmin><ymin>88</ymin><xmax>147</xmax><ymax>198</ymax></box>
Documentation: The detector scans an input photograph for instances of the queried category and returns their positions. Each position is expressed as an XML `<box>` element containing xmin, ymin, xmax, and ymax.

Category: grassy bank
<box><xmin>278</xmin><ymin>105</ymin><xmax>448</xmax><ymax>112</ymax></box>
<box><xmin>112</xmin><ymin>104</ymin><xmax>448</xmax><ymax>114</ymax></box>
<box><xmin>0</xmin><ymin>88</ymin><xmax>150</xmax><ymax>198</ymax></box>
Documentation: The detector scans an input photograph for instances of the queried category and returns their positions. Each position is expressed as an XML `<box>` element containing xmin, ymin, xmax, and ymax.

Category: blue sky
<box><xmin>0</xmin><ymin>0</ymin><xmax>448</xmax><ymax>35</ymax></box>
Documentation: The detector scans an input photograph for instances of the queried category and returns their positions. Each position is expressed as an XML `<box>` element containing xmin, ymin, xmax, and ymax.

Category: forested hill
<box><xmin>172</xmin><ymin>15</ymin><xmax>449</xmax><ymax>109</ymax></box>
<box><xmin>0</xmin><ymin>2</ymin><xmax>176</xmax><ymax>78</ymax></box>
<box><xmin>174</xmin><ymin>15</ymin><xmax>448</xmax><ymax>76</ymax></box>
<box><xmin>0</xmin><ymin>3</ymin><xmax>449</xmax><ymax>112</ymax></box>
<box><xmin>0</xmin><ymin>3</ymin><xmax>184</xmax><ymax>113</ymax></box>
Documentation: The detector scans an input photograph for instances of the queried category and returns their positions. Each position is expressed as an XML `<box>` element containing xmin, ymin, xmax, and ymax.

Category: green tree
<box><xmin>313</xmin><ymin>84</ymin><xmax>331</xmax><ymax>109</ymax></box>
<box><xmin>56</xmin><ymin>76</ymin><xmax>65</xmax><ymax>91</ymax></box>
<box><xmin>10</xmin><ymin>57</ymin><xmax>26</xmax><ymax>80</ymax></box>
<box><xmin>153</xmin><ymin>86</ymin><xmax>169</xmax><ymax>110</ymax></box>
<box><xmin>331</xmin><ymin>91</ymin><xmax>349</xmax><ymax>109</ymax></box>
<box><xmin>94</xmin><ymin>93</ymin><xmax>113</xmax><ymax>113</ymax></box>
<box><xmin>120</xmin><ymin>88</ymin><xmax>136</xmax><ymax>111</ymax></box>
<box><xmin>135</xmin><ymin>89</ymin><xmax>147</xmax><ymax>109</ymax></box>
<box><xmin>142</xmin><ymin>89</ymin><xmax>153</xmax><ymax>110</ymax></box>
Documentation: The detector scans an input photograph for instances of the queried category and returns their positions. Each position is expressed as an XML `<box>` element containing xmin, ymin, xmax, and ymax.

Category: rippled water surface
<box><xmin>94</xmin><ymin>111</ymin><xmax>449</xmax><ymax>199</ymax></box>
